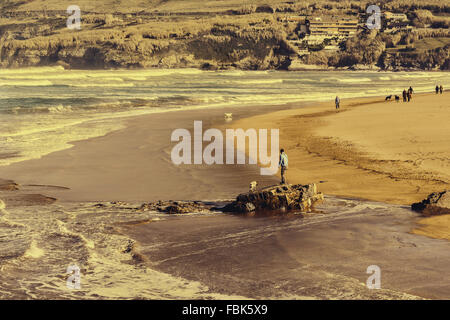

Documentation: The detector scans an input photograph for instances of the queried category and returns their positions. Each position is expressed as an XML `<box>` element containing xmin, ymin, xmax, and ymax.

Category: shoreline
<box><xmin>1</xmin><ymin>91</ymin><xmax>448</xmax><ymax>206</ymax></box>
<box><xmin>1</xmin><ymin>90</ymin><xmax>450</xmax><ymax>299</ymax></box>
<box><xmin>117</xmin><ymin>195</ymin><xmax>450</xmax><ymax>299</ymax></box>
<box><xmin>229</xmin><ymin>92</ymin><xmax>450</xmax><ymax>204</ymax></box>
<box><xmin>227</xmin><ymin>91</ymin><xmax>450</xmax><ymax>241</ymax></box>
<box><xmin>1</xmin><ymin>91</ymin><xmax>449</xmax><ymax>235</ymax></box>
<box><xmin>0</xmin><ymin>101</ymin><xmax>294</xmax><ymax>203</ymax></box>
<box><xmin>5</xmin><ymin>65</ymin><xmax>449</xmax><ymax>72</ymax></box>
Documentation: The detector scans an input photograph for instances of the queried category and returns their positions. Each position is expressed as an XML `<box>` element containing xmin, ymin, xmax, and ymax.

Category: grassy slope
<box><xmin>4</xmin><ymin>0</ymin><xmax>447</xmax><ymax>13</ymax></box>
<box><xmin>3</xmin><ymin>0</ymin><xmax>299</xmax><ymax>13</ymax></box>
<box><xmin>0</xmin><ymin>1</ymin><xmax>297</xmax><ymax>69</ymax></box>
<box><xmin>414</xmin><ymin>37</ymin><xmax>450</xmax><ymax>50</ymax></box>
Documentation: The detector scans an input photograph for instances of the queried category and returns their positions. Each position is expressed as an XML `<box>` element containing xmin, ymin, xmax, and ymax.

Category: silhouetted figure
<box><xmin>335</xmin><ymin>96</ymin><xmax>340</xmax><ymax>110</ymax></box>
<box><xmin>402</xmin><ymin>89</ymin><xmax>407</xmax><ymax>102</ymax></box>
<box><xmin>407</xmin><ymin>91</ymin><xmax>411</xmax><ymax>102</ymax></box>
<box><xmin>436</xmin><ymin>85</ymin><xmax>439</xmax><ymax>94</ymax></box>
<box><xmin>278</xmin><ymin>149</ymin><xmax>288</xmax><ymax>185</ymax></box>
<box><xmin>408</xmin><ymin>87</ymin><xmax>413</xmax><ymax>97</ymax></box>
<box><xmin>440</xmin><ymin>85</ymin><xmax>444</xmax><ymax>94</ymax></box>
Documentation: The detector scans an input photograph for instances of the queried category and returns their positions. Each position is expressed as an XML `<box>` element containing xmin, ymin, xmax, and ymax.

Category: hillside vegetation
<box><xmin>0</xmin><ymin>0</ymin><xmax>449</xmax><ymax>70</ymax></box>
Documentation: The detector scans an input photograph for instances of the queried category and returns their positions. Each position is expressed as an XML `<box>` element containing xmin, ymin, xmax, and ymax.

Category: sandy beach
<box><xmin>4</xmin><ymin>92</ymin><xmax>448</xmax><ymax>206</ymax></box>
<box><xmin>228</xmin><ymin>92</ymin><xmax>450</xmax><ymax>240</ymax></box>
<box><xmin>0</xmin><ymin>103</ymin><xmax>289</xmax><ymax>203</ymax></box>
<box><xmin>1</xmin><ymin>88</ymin><xmax>450</xmax><ymax>299</ymax></box>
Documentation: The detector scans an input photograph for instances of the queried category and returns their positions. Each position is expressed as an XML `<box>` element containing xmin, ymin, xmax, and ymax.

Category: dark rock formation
<box><xmin>91</xmin><ymin>184</ymin><xmax>324</xmax><ymax>215</ymax></box>
<box><xmin>411</xmin><ymin>190</ymin><xmax>450</xmax><ymax>216</ymax></box>
<box><xmin>138</xmin><ymin>200</ymin><xmax>211</xmax><ymax>214</ymax></box>
<box><xmin>221</xmin><ymin>183</ymin><xmax>324</xmax><ymax>213</ymax></box>
<box><xmin>0</xmin><ymin>179</ymin><xmax>19</xmax><ymax>191</ymax></box>
<box><xmin>92</xmin><ymin>200</ymin><xmax>213</xmax><ymax>214</ymax></box>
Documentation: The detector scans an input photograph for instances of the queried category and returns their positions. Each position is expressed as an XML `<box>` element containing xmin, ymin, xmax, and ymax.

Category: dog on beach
<box><xmin>224</xmin><ymin>113</ymin><xmax>233</xmax><ymax>120</ymax></box>
<box><xmin>249</xmin><ymin>181</ymin><xmax>258</xmax><ymax>192</ymax></box>
<box><xmin>385</xmin><ymin>95</ymin><xmax>392</xmax><ymax>101</ymax></box>
<box><xmin>395</xmin><ymin>95</ymin><xmax>400</xmax><ymax>102</ymax></box>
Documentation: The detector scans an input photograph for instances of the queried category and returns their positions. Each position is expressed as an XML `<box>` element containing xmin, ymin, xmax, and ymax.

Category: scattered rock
<box><xmin>221</xmin><ymin>183</ymin><xmax>324</xmax><ymax>213</ymax></box>
<box><xmin>0</xmin><ymin>179</ymin><xmax>19</xmax><ymax>191</ymax></box>
<box><xmin>90</xmin><ymin>184</ymin><xmax>324</xmax><ymax>215</ymax></box>
<box><xmin>412</xmin><ymin>190</ymin><xmax>450</xmax><ymax>216</ymax></box>
<box><xmin>93</xmin><ymin>203</ymin><xmax>107</xmax><ymax>208</ymax></box>
<box><xmin>122</xmin><ymin>240</ymin><xmax>135</xmax><ymax>253</ymax></box>
<box><xmin>138</xmin><ymin>200</ymin><xmax>211</xmax><ymax>214</ymax></box>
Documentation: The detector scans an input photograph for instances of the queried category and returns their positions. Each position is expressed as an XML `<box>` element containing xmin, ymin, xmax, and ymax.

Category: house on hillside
<box><xmin>384</xmin><ymin>12</ymin><xmax>408</xmax><ymax>22</ymax></box>
<box><xmin>302</xmin><ymin>16</ymin><xmax>359</xmax><ymax>46</ymax></box>
<box><xmin>284</xmin><ymin>15</ymin><xmax>360</xmax><ymax>56</ymax></box>
<box><xmin>307</xmin><ymin>16</ymin><xmax>359</xmax><ymax>37</ymax></box>
<box><xmin>383</xmin><ymin>12</ymin><xmax>411</xmax><ymax>33</ymax></box>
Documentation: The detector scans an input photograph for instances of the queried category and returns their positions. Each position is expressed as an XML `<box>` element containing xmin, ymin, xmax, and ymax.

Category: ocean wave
<box><xmin>231</xmin><ymin>79</ymin><xmax>284</xmax><ymax>85</ymax></box>
<box><xmin>283</xmin><ymin>78</ymin><xmax>318</xmax><ymax>83</ymax></box>
<box><xmin>0</xmin><ymin>69</ymin><xmax>448</xmax><ymax>168</ymax></box>
<box><xmin>48</xmin><ymin>105</ymin><xmax>74</xmax><ymax>113</ymax></box>
<box><xmin>80</xmin><ymin>68</ymin><xmax>204</xmax><ymax>79</ymax></box>
<box><xmin>390</xmin><ymin>72</ymin><xmax>442</xmax><ymax>79</ymax></box>
<box><xmin>8</xmin><ymin>104</ymin><xmax>73</xmax><ymax>114</ymax></box>
<box><xmin>125</xmin><ymin>76</ymin><xmax>148</xmax><ymax>81</ymax></box>
<box><xmin>0</xmin><ymin>80</ymin><xmax>53</xmax><ymax>86</ymax></box>
<box><xmin>68</xmin><ymin>82</ymin><xmax>134</xmax><ymax>88</ymax></box>
<box><xmin>217</xmin><ymin>70</ymin><xmax>247</xmax><ymax>77</ymax></box>
<box><xmin>86</xmin><ymin>77</ymin><xmax>125</xmax><ymax>82</ymax></box>
<box><xmin>337</xmin><ymin>77</ymin><xmax>372</xmax><ymax>83</ymax></box>
<box><xmin>0</xmin><ymin>66</ymin><xmax>65</xmax><ymax>75</ymax></box>
<box><xmin>0</xmin><ymin>74</ymin><xmax>88</xmax><ymax>81</ymax></box>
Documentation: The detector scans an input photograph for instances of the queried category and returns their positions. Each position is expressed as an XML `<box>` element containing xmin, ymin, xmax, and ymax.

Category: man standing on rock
<box><xmin>279</xmin><ymin>149</ymin><xmax>288</xmax><ymax>185</ymax></box>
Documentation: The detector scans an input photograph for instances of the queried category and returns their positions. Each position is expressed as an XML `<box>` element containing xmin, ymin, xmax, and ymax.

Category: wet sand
<box><xmin>2</xmin><ymin>92</ymin><xmax>448</xmax><ymax>206</ymax></box>
<box><xmin>0</xmin><ymin>103</ymin><xmax>291</xmax><ymax>202</ymax></box>
<box><xmin>120</xmin><ymin>197</ymin><xmax>450</xmax><ymax>299</ymax></box>
<box><xmin>229</xmin><ymin>92</ymin><xmax>450</xmax><ymax>240</ymax></box>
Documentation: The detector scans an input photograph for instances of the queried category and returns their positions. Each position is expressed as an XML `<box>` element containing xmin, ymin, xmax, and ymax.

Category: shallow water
<box><xmin>1</xmin><ymin>195</ymin><xmax>448</xmax><ymax>299</ymax></box>
<box><xmin>1</xmin><ymin>67</ymin><xmax>449</xmax><ymax>166</ymax></box>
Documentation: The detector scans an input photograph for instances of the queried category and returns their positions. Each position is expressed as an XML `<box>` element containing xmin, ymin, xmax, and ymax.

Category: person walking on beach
<box><xmin>279</xmin><ymin>149</ymin><xmax>288</xmax><ymax>185</ymax></box>
<box><xmin>335</xmin><ymin>96</ymin><xmax>340</xmax><ymax>110</ymax></box>
<box><xmin>402</xmin><ymin>89</ymin><xmax>407</xmax><ymax>102</ymax></box>
<box><xmin>440</xmin><ymin>85</ymin><xmax>443</xmax><ymax>94</ymax></box>
<box><xmin>408</xmin><ymin>86</ymin><xmax>414</xmax><ymax>96</ymax></box>
<box><xmin>407</xmin><ymin>90</ymin><xmax>411</xmax><ymax>102</ymax></box>
<box><xmin>436</xmin><ymin>85</ymin><xmax>440</xmax><ymax>94</ymax></box>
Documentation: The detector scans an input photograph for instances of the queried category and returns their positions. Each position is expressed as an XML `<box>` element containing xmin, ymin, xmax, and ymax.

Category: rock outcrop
<box><xmin>93</xmin><ymin>200</ymin><xmax>212</xmax><ymax>214</ymax></box>
<box><xmin>91</xmin><ymin>183</ymin><xmax>324</xmax><ymax>215</ymax></box>
<box><xmin>221</xmin><ymin>183</ymin><xmax>324</xmax><ymax>213</ymax></box>
<box><xmin>0</xmin><ymin>179</ymin><xmax>19</xmax><ymax>191</ymax></box>
<box><xmin>411</xmin><ymin>190</ymin><xmax>450</xmax><ymax>216</ymax></box>
<box><xmin>0</xmin><ymin>14</ymin><xmax>295</xmax><ymax>70</ymax></box>
<box><xmin>138</xmin><ymin>200</ymin><xmax>211</xmax><ymax>214</ymax></box>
